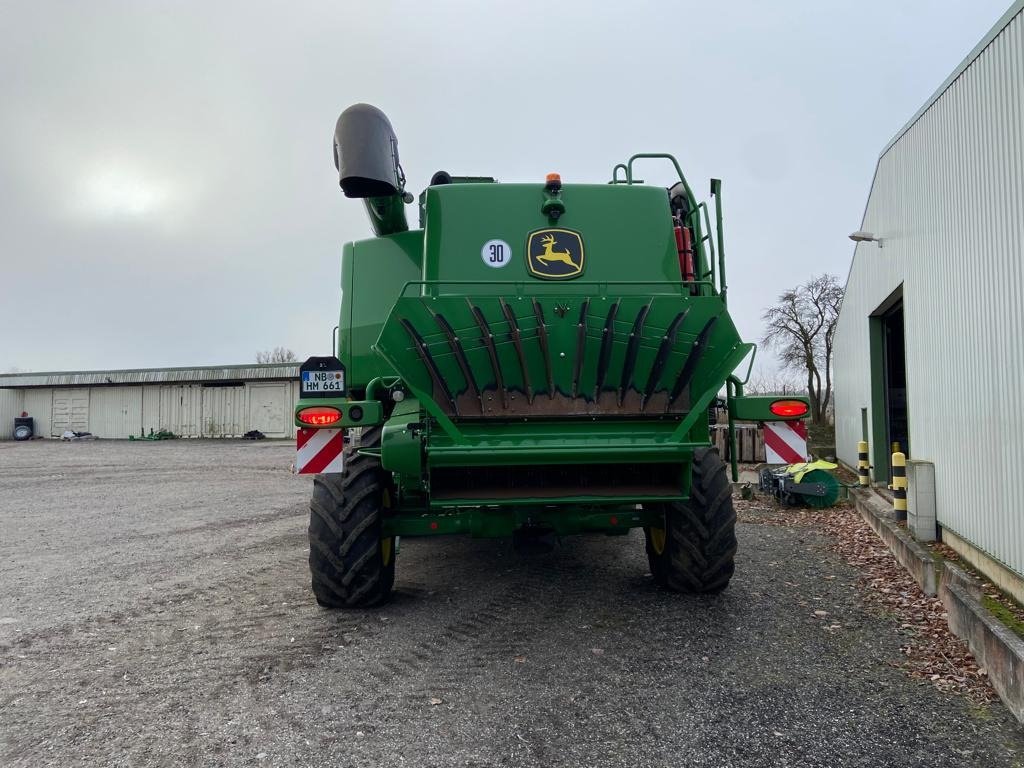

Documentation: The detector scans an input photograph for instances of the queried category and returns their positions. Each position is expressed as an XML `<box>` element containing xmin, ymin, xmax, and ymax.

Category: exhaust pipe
<box><xmin>333</xmin><ymin>103</ymin><xmax>409</xmax><ymax>236</ymax></box>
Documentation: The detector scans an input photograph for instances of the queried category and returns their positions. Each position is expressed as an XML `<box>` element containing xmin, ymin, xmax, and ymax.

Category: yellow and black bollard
<box><xmin>857</xmin><ymin>440</ymin><xmax>870</xmax><ymax>486</ymax></box>
<box><xmin>890</xmin><ymin>451</ymin><xmax>907</xmax><ymax>518</ymax></box>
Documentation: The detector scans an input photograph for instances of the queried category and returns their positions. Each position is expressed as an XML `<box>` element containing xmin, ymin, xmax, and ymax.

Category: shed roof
<box><xmin>0</xmin><ymin>363</ymin><xmax>299</xmax><ymax>389</ymax></box>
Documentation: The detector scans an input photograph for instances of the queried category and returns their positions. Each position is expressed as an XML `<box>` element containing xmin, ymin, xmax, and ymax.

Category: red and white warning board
<box><xmin>296</xmin><ymin>428</ymin><xmax>345</xmax><ymax>474</ymax></box>
<box><xmin>763</xmin><ymin>421</ymin><xmax>808</xmax><ymax>465</ymax></box>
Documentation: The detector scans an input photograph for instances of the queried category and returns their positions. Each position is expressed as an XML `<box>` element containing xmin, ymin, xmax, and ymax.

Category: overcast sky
<box><xmin>0</xmin><ymin>1</ymin><xmax>1010</xmax><ymax>374</ymax></box>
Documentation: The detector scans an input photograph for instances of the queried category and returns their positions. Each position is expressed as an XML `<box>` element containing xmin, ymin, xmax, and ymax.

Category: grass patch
<box><xmin>926</xmin><ymin>541</ymin><xmax>1024</xmax><ymax>641</ymax></box>
<box><xmin>983</xmin><ymin>595</ymin><xmax>1024</xmax><ymax>641</ymax></box>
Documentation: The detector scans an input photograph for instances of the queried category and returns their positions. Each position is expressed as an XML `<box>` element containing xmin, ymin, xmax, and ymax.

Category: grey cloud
<box><xmin>0</xmin><ymin>0</ymin><xmax>1008</xmax><ymax>372</ymax></box>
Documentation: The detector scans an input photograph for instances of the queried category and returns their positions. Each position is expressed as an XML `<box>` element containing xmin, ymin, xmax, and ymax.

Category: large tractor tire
<box><xmin>643</xmin><ymin>447</ymin><xmax>737</xmax><ymax>594</ymax></box>
<box><xmin>308</xmin><ymin>425</ymin><xmax>396</xmax><ymax>608</ymax></box>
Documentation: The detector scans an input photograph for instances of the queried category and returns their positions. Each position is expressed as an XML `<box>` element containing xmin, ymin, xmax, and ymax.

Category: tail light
<box><xmin>769</xmin><ymin>399</ymin><xmax>809</xmax><ymax>418</ymax></box>
<box><xmin>297</xmin><ymin>406</ymin><xmax>342</xmax><ymax>426</ymax></box>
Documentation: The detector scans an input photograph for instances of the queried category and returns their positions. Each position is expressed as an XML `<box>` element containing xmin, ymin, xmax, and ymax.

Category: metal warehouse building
<box><xmin>835</xmin><ymin>2</ymin><xmax>1024</xmax><ymax>593</ymax></box>
<box><xmin>0</xmin><ymin>363</ymin><xmax>299</xmax><ymax>440</ymax></box>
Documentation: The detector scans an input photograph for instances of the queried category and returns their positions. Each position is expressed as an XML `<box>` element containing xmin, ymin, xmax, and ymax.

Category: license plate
<box><xmin>301</xmin><ymin>369</ymin><xmax>345</xmax><ymax>394</ymax></box>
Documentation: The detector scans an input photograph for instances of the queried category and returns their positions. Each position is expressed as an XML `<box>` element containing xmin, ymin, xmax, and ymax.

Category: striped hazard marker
<box><xmin>763</xmin><ymin>420</ymin><xmax>808</xmax><ymax>465</ymax></box>
<box><xmin>296</xmin><ymin>428</ymin><xmax>346</xmax><ymax>475</ymax></box>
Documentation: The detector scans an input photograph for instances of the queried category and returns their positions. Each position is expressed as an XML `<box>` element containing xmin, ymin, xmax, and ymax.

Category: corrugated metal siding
<box><xmin>3</xmin><ymin>380</ymin><xmax>301</xmax><ymax>439</ymax></box>
<box><xmin>0</xmin><ymin>389</ymin><xmax>22</xmax><ymax>439</ymax></box>
<box><xmin>202</xmin><ymin>386</ymin><xmax>246</xmax><ymax>437</ymax></box>
<box><xmin>836</xmin><ymin>9</ymin><xmax>1024</xmax><ymax>576</ymax></box>
<box><xmin>89</xmin><ymin>387</ymin><xmax>143</xmax><ymax>439</ymax></box>
<box><xmin>290</xmin><ymin>380</ymin><xmax>301</xmax><ymax>437</ymax></box>
<box><xmin>159</xmin><ymin>385</ymin><xmax>203</xmax><ymax>438</ymax></box>
<box><xmin>0</xmin><ymin>363</ymin><xmax>298</xmax><ymax>389</ymax></box>
<box><xmin>142</xmin><ymin>386</ymin><xmax>161</xmax><ymax>435</ymax></box>
<box><xmin>24</xmin><ymin>389</ymin><xmax>52</xmax><ymax>438</ymax></box>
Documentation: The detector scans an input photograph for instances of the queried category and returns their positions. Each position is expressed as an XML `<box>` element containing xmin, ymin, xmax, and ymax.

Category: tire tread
<box><xmin>644</xmin><ymin>447</ymin><xmax>737</xmax><ymax>594</ymax></box>
<box><xmin>307</xmin><ymin>425</ymin><xmax>395</xmax><ymax>608</ymax></box>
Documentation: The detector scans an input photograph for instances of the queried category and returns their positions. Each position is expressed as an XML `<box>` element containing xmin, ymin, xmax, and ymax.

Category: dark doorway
<box><xmin>869</xmin><ymin>288</ymin><xmax>910</xmax><ymax>482</ymax></box>
<box><xmin>881</xmin><ymin>302</ymin><xmax>909</xmax><ymax>458</ymax></box>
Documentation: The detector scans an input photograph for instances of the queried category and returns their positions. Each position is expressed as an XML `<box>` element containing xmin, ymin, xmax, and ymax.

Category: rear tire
<box><xmin>308</xmin><ymin>425</ymin><xmax>396</xmax><ymax>608</ymax></box>
<box><xmin>643</xmin><ymin>447</ymin><xmax>737</xmax><ymax>593</ymax></box>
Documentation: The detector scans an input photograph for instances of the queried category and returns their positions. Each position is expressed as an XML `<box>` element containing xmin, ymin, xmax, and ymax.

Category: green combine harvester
<box><xmin>295</xmin><ymin>103</ymin><xmax>809</xmax><ymax>608</ymax></box>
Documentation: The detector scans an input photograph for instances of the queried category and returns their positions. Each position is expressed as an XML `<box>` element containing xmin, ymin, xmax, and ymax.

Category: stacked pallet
<box><xmin>710</xmin><ymin>424</ymin><xmax>765</xmax><ymax>463</ymax></box>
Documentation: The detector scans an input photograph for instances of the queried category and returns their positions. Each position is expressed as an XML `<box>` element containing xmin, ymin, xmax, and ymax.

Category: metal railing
<box><xmin>609</xmin><ymin>154</ymin><xmax>728</xmax><ymax>305</ymax></box>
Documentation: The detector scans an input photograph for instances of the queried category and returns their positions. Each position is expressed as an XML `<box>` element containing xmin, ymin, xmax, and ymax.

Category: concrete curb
<box><xmin>850</xmin><ymin>488</ymin><xmax>938</xmax><ymax>597</ymax></box>
<box><xmin>940</xmin><ymin>562</ymin><xmax>1024</xmax><ymax>724</ymax></box>
<box><xmin>851</xmin><ymin>487</ymin><xmax>1024</xmax><ymax>725</ymax></box>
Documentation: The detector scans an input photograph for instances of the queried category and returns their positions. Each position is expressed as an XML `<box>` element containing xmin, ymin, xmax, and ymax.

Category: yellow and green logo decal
<box><xmin>526</xmin><ymin>228</ymin><xmax>585</xmax><ymax>280</ymax></box>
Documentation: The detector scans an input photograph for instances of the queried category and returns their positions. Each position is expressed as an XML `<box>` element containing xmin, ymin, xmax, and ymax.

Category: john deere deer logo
<box><xmin>537</xmin><ymin>234</ymin><xmax>576</xmax><ymax>267</ymax></box>
<box><xmin>526</xmin><ymin>228</ymin><xmax>585</xmax><ymax>279</ymax></box>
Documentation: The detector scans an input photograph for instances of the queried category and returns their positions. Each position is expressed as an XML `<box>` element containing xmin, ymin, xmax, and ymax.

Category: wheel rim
<box><xmin>648</xmin><ymin>525</ymin><xmax>667</xmax><ymax>555</ymax></box>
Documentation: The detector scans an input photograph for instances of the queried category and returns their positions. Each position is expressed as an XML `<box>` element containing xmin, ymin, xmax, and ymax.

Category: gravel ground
<box><xmin>1</xmin><ymin>440</ymin><xmax>1022</xmax><ymax>767</ymax></box>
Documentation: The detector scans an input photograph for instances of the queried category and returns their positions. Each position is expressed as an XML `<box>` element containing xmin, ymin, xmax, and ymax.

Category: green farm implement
<box><xmin>758</xmin><ymin>461</ymin><xmax>843</xmax><ymax>509</ymax></box>
<box><xmin>129</xmin><ymin>429</ymin><xmax>179</xmax><ymax>441</ymax></box>
<box><xmin>296</xmin><ymin>103</ymin><xmax>809</xmax><ymax>608</ymax></box>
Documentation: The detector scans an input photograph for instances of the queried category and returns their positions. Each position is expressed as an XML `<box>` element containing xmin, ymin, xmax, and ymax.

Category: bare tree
<box><xmin>745</xmin><ymin>371</ymin><xmax>805</xmax><ymax>397</ymax></box>
<box><xmin>256</xmin><ymin>347</ymin><xmax>297</xmax><ymax>364</ymax></box>
<box><xmin>761</xmin><ymin>274</ymin><xmax>843</xmax><ymax>424</ymax></box>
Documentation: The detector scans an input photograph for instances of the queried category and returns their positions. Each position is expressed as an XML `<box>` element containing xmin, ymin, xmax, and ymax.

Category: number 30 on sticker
<box><xmin>481</xmin><ymin>239</ymin><xmax>511</xmax><ymax>268</ymax></box>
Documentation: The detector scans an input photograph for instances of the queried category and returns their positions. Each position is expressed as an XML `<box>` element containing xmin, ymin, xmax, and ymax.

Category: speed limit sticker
<box><xmin>481</xmin><ymin>239</ymin><xmax>511</xmax><ymax>268</ymax></box>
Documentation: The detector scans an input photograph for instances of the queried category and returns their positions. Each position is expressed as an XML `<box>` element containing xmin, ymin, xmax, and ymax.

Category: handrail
<box><xmin>731</xmin><ymin>345</ymin><xmax>756</xmax><ymax>387</ymax></box>
<box><xmin>606</xmin><ymin>153</ymin><xmax>727</xmax><ymax>301</ymax></box>
<box><xmin>366</xmin><ymin>376</ymin><xmax>402</xmax><ymax>401</ymax></box>
<box><xmin>699</xmin><ymin>202</ymin><xmax>715</xmax><ymax>268</ymax></box>
<box><xmin>711</xmin><ymin>179</ymin><xmax>727</xmax><ymax>306</ymax></box>
<box><xmin>685</xmin><ymin>202</ymin><xmax>716</xmax><ymax>289</ymax></box>
<box><xmin>724</xmin><ymin>348</ymin><xmax>757</xmax><ymax>481</ymax></box>
<box><xmin>623</xmin><ymin>153</ymin><xmax>696</xmax><ymax>204</ymax></box>
<box><xmin>610</xmin><ymin>163</ymin><xmax>643</xmax><ymax>185</ymax></box>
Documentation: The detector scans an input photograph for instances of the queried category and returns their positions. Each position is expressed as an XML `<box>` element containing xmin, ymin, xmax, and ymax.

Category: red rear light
<box><xmin>297</xmin><ymin>406</ymin><xmax>342</xmax><ymax>426</ymax></box>
<box><xmin>769</xmin><ymin>399</ymin><xmax>808</xmax><ymax>418</ymax></box>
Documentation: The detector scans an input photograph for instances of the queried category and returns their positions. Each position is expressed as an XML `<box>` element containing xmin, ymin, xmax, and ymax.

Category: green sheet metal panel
<box><xmin>422</xmin><ymin>183</ymin><xmax>683</xmax><ymax>288</ymax></box>
<box><xmin>338</xmin><ymin>229</ymin><xmax>424</xmax><ymax>390</ymax></box>
<box><xmin>375</xmin><ymin>288</ymin><xmax>742</xmax><ymax>425</ymax></box>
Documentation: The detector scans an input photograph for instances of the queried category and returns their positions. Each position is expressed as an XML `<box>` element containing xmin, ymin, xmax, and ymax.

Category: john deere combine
<box><xmin>295</xmin><ymin>104</ymin><xmax>809</xmax><ymax>608</ymax></box>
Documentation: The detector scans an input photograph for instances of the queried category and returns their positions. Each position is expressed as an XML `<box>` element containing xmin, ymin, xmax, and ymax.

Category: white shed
<box><xmin>0</xmin><ymin>364</ymin><xmax>300</xmax><ymax>440</ymax></box>
<box><xmin>834</xmin><ymin>1</ymin><xmax>1024</xmax><ymax>592</ymax></box>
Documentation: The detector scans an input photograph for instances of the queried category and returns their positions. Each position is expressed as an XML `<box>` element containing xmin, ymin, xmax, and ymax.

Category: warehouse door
<box><xmin>247</xmin><ymin>383</ymin><xmax>289</xmax><ymax>437</ymax></box>
<box><xmin>882</xmin><ymin>302</ymin><xmax>909</xmax><ymax>459</ymax></box>
<box><xmin>869</xmin><ymin>287</ymin><xmax>909</xmax><ymax>481</ymax></box>
<box><xmin>89</xmin><ymin>386</ymin><xmax>144</xmax><ymax>438</ymax></box>
<box><xmin>51</xmin><ymin>389</ymin><xmax>90</xmax><ymax>436</ymax></box>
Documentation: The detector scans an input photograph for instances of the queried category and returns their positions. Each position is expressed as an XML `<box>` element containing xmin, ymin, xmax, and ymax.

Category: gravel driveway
<box><xmin>1</xmin><ymin>440</ymin><xmax>1022</xmax><ymax>767</ymax></box>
